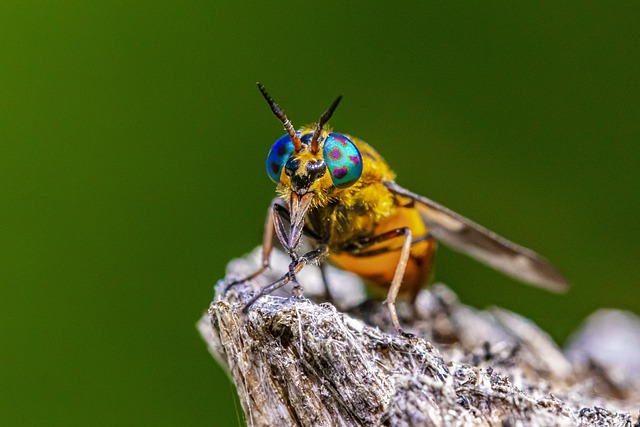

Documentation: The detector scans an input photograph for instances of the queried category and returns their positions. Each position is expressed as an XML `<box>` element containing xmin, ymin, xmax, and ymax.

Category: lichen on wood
<box><xmin>198</xmin><ymin>248</ymin><xmax>640</xmax><ymax>426</ymax></box>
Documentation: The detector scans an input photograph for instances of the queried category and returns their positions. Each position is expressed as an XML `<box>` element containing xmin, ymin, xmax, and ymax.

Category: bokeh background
<box><xmin>1</xmin><ymin>1</ymin><xmax>638</xmax><ymax>425</ymax></box>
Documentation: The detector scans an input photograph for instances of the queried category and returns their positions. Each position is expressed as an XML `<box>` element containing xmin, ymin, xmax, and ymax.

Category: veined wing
<box><xmin>384</xmin><ymin>181</ymin><xmax>568</xmax><ymax>292</ymax></box>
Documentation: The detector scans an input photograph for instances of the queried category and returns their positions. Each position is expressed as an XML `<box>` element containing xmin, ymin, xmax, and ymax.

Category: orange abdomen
<box><xmin>329</xmin><ymin>207</ymin><xmax>436</xmax><ymax>301</ymax></box>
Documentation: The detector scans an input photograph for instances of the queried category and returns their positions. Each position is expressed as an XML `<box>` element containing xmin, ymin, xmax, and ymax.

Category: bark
<box><xmin>198</xmin><ymin>248</ymin><xmax>640</xmax><ymax>426</ymax></box>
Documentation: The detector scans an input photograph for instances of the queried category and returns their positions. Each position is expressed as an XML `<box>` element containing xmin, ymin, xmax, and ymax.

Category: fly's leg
<box><xmin>272</xmin><ymin>204</ymin><xmax>295</xmax><ymax>255</ymax></box>
<box><xmin>347</xmin><ymin>233</ymin><xmax>436</xmax><ymax>314</ymax></box>
<box><xmin>243</xmin><ymin>245</ymin><xmax>328</xmax><ymax>313</ymax></box>
<box><xmin>384</xmin><ymin>228</ymin><xmax>413</xmax><ymax>336</ymax></box>
<box><xmin>241</xmin><ymin>270</ymin><xmax>296</xmax><ymax>312</ymax></box>
<box><xmin>319</xmin><ymin>263</ymin><xmax>335</xmax><ymax>304</ymax></box>
<box><xmin>224</xmin><ymin>199</ymin><xmax>282</xmax><ymax>293</ymax></box>
<box><xmin>346</xmin><ymin>233</ymin><xmax>432</xmax><ymax>257</ymax></box>
<box><xmin>341</xmin><ymin>228</ymin><xmax>415</xmax><ymax>336</ymax></box>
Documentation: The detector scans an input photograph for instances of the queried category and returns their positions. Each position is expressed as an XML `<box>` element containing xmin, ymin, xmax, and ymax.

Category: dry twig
<box><xmin>199</xmin><ymin>248</ymin><xmax>640</xmax><ymax>426</ymax></box>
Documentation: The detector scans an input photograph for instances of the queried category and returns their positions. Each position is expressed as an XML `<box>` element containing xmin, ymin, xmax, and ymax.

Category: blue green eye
<box><xmin>266</xmin><ymin>134</ymin><xmax>295</xmax><ymax>182</ymax></box>
<box><xmin>323</xmin><ymin>133</ymin><xmax>363</xmax><ymax>188</ymax></box>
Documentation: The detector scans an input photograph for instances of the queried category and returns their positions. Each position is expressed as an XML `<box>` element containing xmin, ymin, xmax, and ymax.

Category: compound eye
<box><xmin>266</xmin><ymin>134</ymin><xmax>295</xmax><ymax>183</ymax></box>
<box><xmin>323</xmin><ymin>133</ymin><xmax>363</xmax><ymax>188</ymax></box>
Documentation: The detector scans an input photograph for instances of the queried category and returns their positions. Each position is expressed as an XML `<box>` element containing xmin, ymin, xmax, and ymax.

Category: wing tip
<box><xmin>531</xmin><ymin>267</ymin><xmax>570</xmax><ymax>293</ymax></box>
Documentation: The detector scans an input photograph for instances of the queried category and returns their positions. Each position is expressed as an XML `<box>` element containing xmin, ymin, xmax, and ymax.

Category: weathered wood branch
<box><xmin>199</xmin><ymin>248</ymin><xmax>640</xmax><ymax>426</ymax></box>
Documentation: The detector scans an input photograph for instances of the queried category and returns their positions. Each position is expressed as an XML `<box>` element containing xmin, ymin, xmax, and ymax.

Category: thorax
<box><xmin>303</xmin><ymin>136</ymin><xmax>398</xmax><ymax>247</ymax></box>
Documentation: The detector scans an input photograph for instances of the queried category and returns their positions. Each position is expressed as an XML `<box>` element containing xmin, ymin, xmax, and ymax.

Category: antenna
<box><xmin>257</xmin><ymin>83</ymin><xmax>302</xmax><ymax>151</ymax></box>
<box><xmin>310</xmin><ymin>95</ymin><xmax>342</xmax><ymax>154</ymax></box>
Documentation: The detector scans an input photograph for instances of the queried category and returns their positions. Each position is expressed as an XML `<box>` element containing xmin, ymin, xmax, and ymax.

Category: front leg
<box><xmin>243</xmin><ymin>245</ymin><xmax>329</xmax><ymax>312</ymax></box>
<box><xmin>224</xmin><ymin>198</ymin><xmax>285</xmax><ymax>293</ymax></box>
<box><xmin>272</xmin><ymin>203</ymin><xmax>298</xmax><ymax>256</ymax></box>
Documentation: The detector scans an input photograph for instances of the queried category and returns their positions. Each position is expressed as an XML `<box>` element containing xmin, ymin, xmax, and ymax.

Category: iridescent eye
<box><xmin>323</xmin><ymin>133</ymin><xmax>363</xmax><ymax>188</ymax></box>
<box><xmin>266</xmin><ymin>134</ymin><xmax>295</xmax><ymax>183</ymax></box>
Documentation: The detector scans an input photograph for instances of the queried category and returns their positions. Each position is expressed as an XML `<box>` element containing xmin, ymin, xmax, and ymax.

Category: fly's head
<box><xmin>260</xmin><ymin>83</ymin><xmax>363</xmax><ymax>201</ymax></box>
<box><xmin>267</xmin><ymin>130</ymin><xmax>330</xmax><ymax>196</ymax></box>
<box><xmin>258</xmin><ymin>83</ymin><xmax>363</xmax><ymax>250</ymax></box>
<box><xmin>267</xmin><ymin>129</ymin><xmax>363</xmax><ymax>198</ymax></box>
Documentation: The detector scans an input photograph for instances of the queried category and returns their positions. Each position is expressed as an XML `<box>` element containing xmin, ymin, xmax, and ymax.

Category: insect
<box><xmin>227</xmin><ymin>83</ymin><xmax>568</xmax><ymax>334</ymax></box>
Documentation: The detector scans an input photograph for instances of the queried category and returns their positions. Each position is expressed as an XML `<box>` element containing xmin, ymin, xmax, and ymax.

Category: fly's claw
<box><xmin>223</xmin><ymin>274</ymin><xmax>255</xmax><ymax>294</ymax></box>
<box><xmin>242</xmin><ymin>268</ymin><xmax>298</xmax><ymax>314</ymax></box>
<box><xmin>222</xmin><ymin>258</ymin><xmax>272</xmax><ymax>295</ymax></box>
<box><xmin>291</xmin><ymin>284</ymin><xmax>305</xmax><ymax>299</ymax></box>
<box><xmin>398</xmin><ymin>329</ymin><xmax>416</xmax><ymax>339</ymax></box>
<box><xmin>222</xmin><ymin>277</ymin><xmax>243</xmax><ymax>294</ymax></box>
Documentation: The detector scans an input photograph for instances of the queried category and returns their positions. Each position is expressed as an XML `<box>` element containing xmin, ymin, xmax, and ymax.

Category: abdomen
<box><xmin>329</xmin><ymin>206</ymin><xmax>436</xmax><ymax>301</ymax></box>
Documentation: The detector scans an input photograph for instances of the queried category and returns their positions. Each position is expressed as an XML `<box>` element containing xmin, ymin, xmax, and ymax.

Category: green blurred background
<box><xmin>1</xmin><ymin>1</ymin><xmax>638</xmax><ymax>425</ymax></box>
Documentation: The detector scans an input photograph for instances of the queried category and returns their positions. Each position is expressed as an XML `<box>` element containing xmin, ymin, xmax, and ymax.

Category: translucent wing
<box><xmin>384</xmin><ymin>181</ymin><xmax>568</xmax><ymax>292</ymax></box>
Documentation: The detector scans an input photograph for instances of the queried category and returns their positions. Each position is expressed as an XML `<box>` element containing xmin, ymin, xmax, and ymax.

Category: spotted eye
<box><xmin>266</xmin><ymin>134</ymin><xmax>295</xmax><ymax>183</ymax></box>
<box><xmin>323</xmin><ymin>133</ymin><xmax>363</xmax><ymax>188</ymax></box>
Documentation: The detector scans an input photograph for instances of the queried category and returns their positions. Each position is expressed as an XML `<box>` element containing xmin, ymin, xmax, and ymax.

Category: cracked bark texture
<box><xmin>198</xmin><ymin>248</ymin><xmax>640</xmax><ymax>426</ymax></box>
